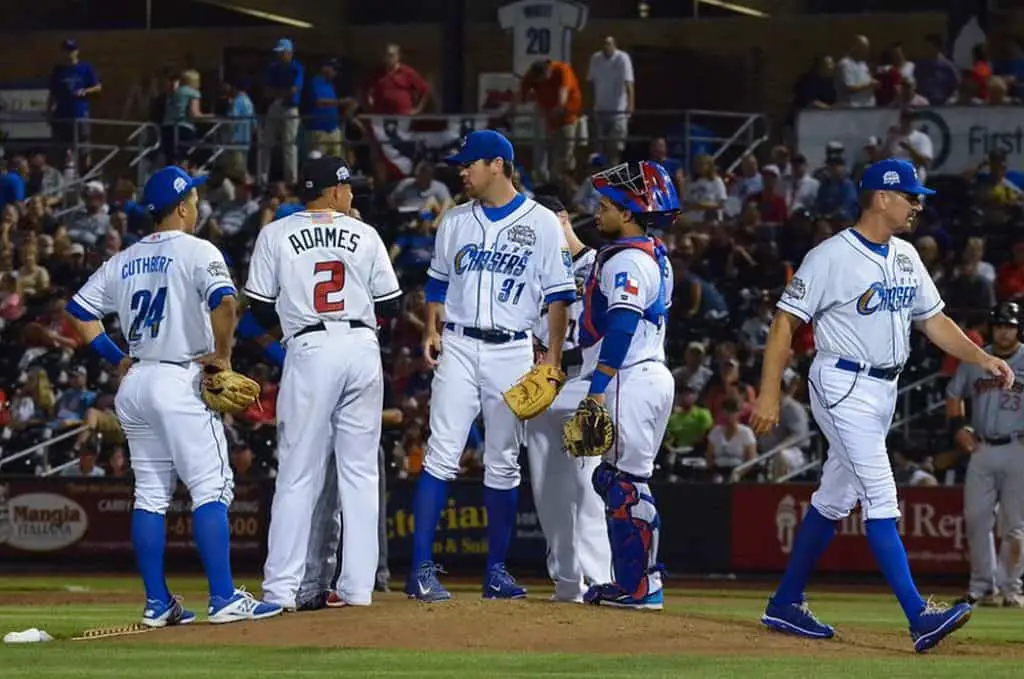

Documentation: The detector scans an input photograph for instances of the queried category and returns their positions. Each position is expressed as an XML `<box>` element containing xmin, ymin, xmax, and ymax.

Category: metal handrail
<box><xmin>42</xmin><ymin>458</ymin><xmax>79</xmax><ymax>477</ymax></box>
<box><xmin>0</xmin><ymin>424</ymin><xmax>88</xmax><ymax>470</ymax></box>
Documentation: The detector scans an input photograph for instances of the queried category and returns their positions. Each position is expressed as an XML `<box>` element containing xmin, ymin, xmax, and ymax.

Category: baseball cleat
<box><xmin>584</xmin><ymin>583</ymin><xmax>663</xmax><ymax>610</ymax></box>
<box><xmin>761</xmin><ymin>597</ymin><xmax>835</xmax><ymax>639</ymax></box>
<box><xmin>326</xmin><ymin>591</ymin><xmax>348</xmax><ymax>608</ymax></box>
<box><xmin>296</xmin><ymin>592</ymin><xmax>328</xmax><ymax>611</ymax></box>
<box><xmin>405</xmin><ymin>561</ymin><xmax>452</xmax><ymax>602</ymax></box>
<box><xmin>909</xmin><ymin>599</ymin><xmax>972</xmax><ymax>653</ymax></box>
<box><xmin>1003</xmin><ymin>594</ymin><xmax>1024</xmax><ymax>608</ymax></box>
<box><xmin>208</xmin><ymin>587</ymin><xmax>283</xmax><ymax>624</ymax></box>
<box><xmin>955</xmin><ymin>590</ymin><xmax>1000</xmax><ymax>607</ymax></box>
<box><xmin>482</xmin><ymin>563</ymin><xmax>527</xmax><ymax>599</ymax></box>
<box><xmin>141</xmin><ymin>596</ymin><xmax>196</xmax><ymax>628</ymax></box>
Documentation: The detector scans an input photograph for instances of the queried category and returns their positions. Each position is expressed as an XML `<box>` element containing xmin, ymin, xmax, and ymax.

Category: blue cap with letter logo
<box><xmin>445</xmin><ymin>130</ymin><xmax>514</xmax><ymax>166</ymax></box>
<box><xmin>858</xmin><ymin>158</ymin><xmax>935</xmax><ymax>195</ymax></box>
<box><xmin>142</xmin><ymin>166</ymin><xmax>208</xmax><ymax>214</ymax></box>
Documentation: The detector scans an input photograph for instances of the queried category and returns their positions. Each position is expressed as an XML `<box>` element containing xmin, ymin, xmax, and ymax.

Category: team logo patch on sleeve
<box><xmin>784</xmin><ymin>277</ymin><xmax>806</xmax><ymax>300</ymax></box>
<box><xmin>561</xmin><ymin>249</ymin><xmax>572</xmax><ymax>276</ymax></box>
<box><xmin>207</xmin><ymin>260</ymin><xmax>230</xmax><ymax>279</ymax></box>
<box><xmin>895</xmin><ymin>253</ymin><xmax>914</xmax><ymax>273</ymax></box>
<box><xmin>614</xmin><ymin>271</ymin><xmax>639</xmax><ymax>295</ymax></box>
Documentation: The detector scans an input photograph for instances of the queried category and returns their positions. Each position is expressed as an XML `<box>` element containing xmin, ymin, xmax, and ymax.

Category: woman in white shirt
<box><xmin>706</xmin><ymin>397</ymin><xmax>758</xmax><ymax>481</ymax></box>
<box><xmin>684</xmin><ymin>154</ymin><xmax>727</xmax><ymax>224</ymax></box>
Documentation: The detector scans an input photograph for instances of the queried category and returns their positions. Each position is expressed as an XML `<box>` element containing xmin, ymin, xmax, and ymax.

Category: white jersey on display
<box><xmin>778</xmin><ymin>228</ymin><xmax>943</xmax><ymax>368</ymax></box>
<box><xmin>71</xmin><ymin>230</ymin><xmax>235</xmax><ymax>363</ymax></box>
<box><xmin>245</xmin><ymin>211</ymin><xmax>401</xmax><ymax>339</ymax></box>
<box><xmin>497</xmin><ymin>0</ymin><xmax>589</xmax><ymax>77</ymax></box>
<box><xmin>533</xmin><ymin>246</ymin><xmax>594</xmax><ymax>351</ymax></box>
<box><xmin>428</xmin><ymin>198</ymin><xmax>575</xmax><ymax>332</ymax></box>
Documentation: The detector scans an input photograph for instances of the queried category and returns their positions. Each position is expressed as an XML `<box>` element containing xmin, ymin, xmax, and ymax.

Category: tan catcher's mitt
<box><xmin>201</xmin><ymin>366</ymin><xmax>262</xmax><ymax>414</ymax></box>
<box><xmin>562</xmin><ymin>396</ymin><xmax>615</xmax><ymax>458</ymax></box>
<box><xmin>503</xmin><ymin>363</ymin><xmax>566</xmax><ymax>420</ymax></box>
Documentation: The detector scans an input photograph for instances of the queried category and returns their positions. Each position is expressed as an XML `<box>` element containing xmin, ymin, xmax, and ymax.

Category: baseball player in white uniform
<box><xmin>947</xmin><ymin>301</ymin><xmax>1024</xmax><ymax>608</ymax></box>
<box><xmin>527</xmin><ymin>194</ymin><xmax>611</xmax><ymax>602</ymax></box>
<box><xmin>751</xmin><ymin>159</ymin><xmax>1015</xmax><ymax>653</ymax></box>
<box><xmin>407</xmin><ymin>130</ymin><xmax>576</xmax><ymax>602</ymax></box>
<box><xmin>246</xmin><ymin>157</ymin><xmax>401</xmax><ymax>610</ymax></box>
<box><xmin>572</xmin><ymin>161</ymin><xmax>676</xmax><ymax>611</ymax></box>
<box><xmin>65</xmin><ymin>166</ymin><xmax>282</xmax><ymax>627</ymax></box>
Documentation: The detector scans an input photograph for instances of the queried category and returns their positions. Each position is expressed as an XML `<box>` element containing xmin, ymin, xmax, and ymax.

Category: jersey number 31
<box><xmin>313</xmin><ymin>260</ymin><xmax>346</xmax><ymax>312</ymax></box>
<box><xmin>128</xmin><ymin>287</ymin><xmax>168</xmax><ymax>342</ymax></box>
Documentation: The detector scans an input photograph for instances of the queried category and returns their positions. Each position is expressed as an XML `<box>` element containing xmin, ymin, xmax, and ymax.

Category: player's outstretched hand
<box><xmin>981</xmin><ymin>355</ymin><xmax>1016</xmax><ymax>390</ymax></box>
<box><xmin>423</xmin><ymin>330</ymin><xmax>442</xmax><ymax>368</ymax></box>
<box><xmin>750</xmin><ymin>392</ymin><xmax>780</xmax><ymax>436</ymax></box>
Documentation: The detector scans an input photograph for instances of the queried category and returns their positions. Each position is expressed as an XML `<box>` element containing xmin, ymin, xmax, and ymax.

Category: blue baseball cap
<box><xmin>62</xmin><ymin>39</ymin><xmax>78</xmax><ymax>51</ymax></box>
<box><xmin>142</xmin><ymin>166</ymin><xmax>208</xmax><ymax>214</ymax></box>
<box><xmin>445</xmin><ymin>130</ymin><xmax>514</xmax><ymax>166</ymax></box>
<box><xmin>858</xmin><ymin>158</ymin><xmax>935</xmax><ymax>195</ymax></box>
<box><xmin>274</xmin><ymin>38</ymin><xmax>294</xmax><ymax>53</ymax></box>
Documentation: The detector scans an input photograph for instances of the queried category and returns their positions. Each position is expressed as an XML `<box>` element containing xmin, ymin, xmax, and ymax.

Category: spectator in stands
<box><xmin>729</xmin><ymin>153</ymin><xmax>763</xmax><ymax>203</ymax></box>
<box><xmin>792</xmin><ymin>55</ymin><xmax>837</xmax><ymax>110</ymax></box>
<box><xmin>161</xmin><ymin>69</ymin><xmax>210</xmax><ymax>164</ymax></box>
<box><xmin>572</xmin><ymin>153</ymin><xmax>605</xmax><ymax>217</ymax></box>
<box><xmin>756</xmin><ymin>371</ymin><xmax>809</xmax><ymax>461</ymax></box>
<box><xmin>915</xmin><ymin>236</ymin><xmax>946</xmax><ymax>287</ymax></box>
<box><xmin>16</xmin><ymin>239</ymin><xmax>50</xmax><ymax>303</ymax></box>
<box><xmin>262</xmin><ymin>38</ymin><xmax>304</xmax><ymax>185</ymax></box>
<box><xmin>997</xmin><ymin>237</ymin><xmax>1024</xmax><ymax>302</ymax></box>
<box><xmin>587</xmin><ymin>35</ymin><xmax>635</xmax><ymax>166</ymax></box>
<box><xmin>24</xmin><ymin>195</ymin><xmax>58</xmax><ymax>237</ymax></box>
<box><xmin>915</xmin><ymin>33</ymin><xmax>960</xmax><ymax>105</ymax></box>
<box><xmin>51</xmin><ymin>366</ymin><xmax>94</xmax><ymax>430</ymax></box>
<box><xmin>814</xmin><ymin>157</ymin><xmax>858</xmax><ymax>223</ymax></box>
<box><xmin>894</xmin><ymin>77</ymin><xmax>930</xmax><ymax>108</ymax></box>
<box><xmin>47</xmin><ymin>39</ymin><xmax>101</xmax><ymax>169</ymax></box>
<box><xmin>518</xmin><ymin>58</ymin><xmax>582</xmax><ymax>184</ymax></box>
<box><xmin>648</xmin><ymin>138</ymin><xmax>684</xmax><ymax>197</ymax></box>
<box><xmin>666</xmin><ymin>386</ymin><xmax>713</xmax><ymax>451</ymax></box>
<box><xmin>962</xmin><ymin>236</ymin><xmax>996</xmax><ymax>284</ymax></box>
<box><xmin>308</xmin><ymin>59</ymin><xmax>346</xmax><ymax>159</ymax></box>
<box><xmin>706</xmin><ymin>397</ymin><xmax>757</xmax><ymax>481</ymax></box>
<box><xmin>11</xmin><ymin>369</ymin><xmax>53</xmax><ymax>431</ymax></box>
<box><xmin>394</xmin><ymin>418</ymin><xmax>426</xmax><ymax>479</ymax></box>
<box><xmin>71</xmin><ymin>393</ymin><xmax>124</xmax><ymax>454</ymax></box>
<box><xmin>740</xmin><ymin>292</ymin><xmax>774</xmax><ymax>354</ymax></box>
<box><xmin>390</xmin><ymin>215</ymin><xmax>436</xmax><ymax>287</ymax></box>
<box><xmin>949</xmin><ymin>75</ymin><xmax>984</xmax><ymax>105</ymax></box>
<box><xmin>969</xmin><ymin>43</ymin><xmax>993</xmax><ymax>101</ymax></box>
<box><xmin>223</xmin><ymin>79</ymin><xmax>255</xmax><ymax>179</ymax></box>
<box><xmin>683</xmin><ymin>154</ymin><xmax>727</xmax><ymax>224</ymax></box>
<box><xmin>706</xmin><ymin>357</ymin><xmax>756</xmax><ymax>426</ymax></box>
<box><xmin>784</xmin><ymin>153</ymin><xmax>819</xmax><ymax>216</ymax></box>
<box><xmin>0</xmin><ymin>158</ymin><xmax>27</xmax><ymax>213</ymax></box>
<box><xmin>363</xmin><ymin>43</ymin><xmax>431</xmax><ymax>116</ymax></box>
<box><xmin>60</xmin><ymin>448</ymin><xmax>105</xmax><ymax>477</ymax></box>
<box><xmin>387</xmin><ymin>161</ymin><xmax>453</xmax><ymax>214</ymax></box>
<box><xmin>886</xmin><ymin>109</ymin><xmax>934</xmax><ymax>183</ymax></box>
<box><xmin>836</xmin><ymin>35</ymin><xmax>877</xmax><ymax>107</ymax></box>
<box><xmin>946</xmin><ymin>247</ymin><xmax>996</xmax><ymax>315</ymax></box>
<box><xmin>975</xmin><ymin>149</ymin><xmax>1024</xmax><ymax>208</ymax></box>
<box><xmin>106</xmin><ymin>446</ymin><xmax>130</xmax><ymax>478</ymax></box>
<box><xmin>673</xmin><ymin>341</ymin><xmax>714</xmax><ymax>395</ymax></box>
<box><xmin>392</xmin><ymin>289</ymin><xmax>428</xmax><ymax>348</ymax></box>
<box><xmin>987</xmin><ymin>76</ymin><xmax>1018</xmax><ymax>105</ymax></box>
<box><xmin>231</xmin><ymin>442</ymin><xmax>262</xmax><ymax>480</ymax></box>
<box><xmin>66</xmin><ymin>181</ymin><xmax>110</xmax><ymax>249</ymax></box>
<box><xmin>750</xmin><ymin>165</ymin><xmax>788</xmax><ymax>225</ymax></box>
<box><xmin>875</xmin><ymin>44</ymin><xmax>905</xmax><ymax>107</ymax></box>
<box><xmin>26</xmin><ymin>153</ymin><xmax>63</xmax><ymax>206</ymax></box>
<box><xmin>50</xmin><ymin>242</ymin><xmax>89</xmax><ymax>291</ymax></box>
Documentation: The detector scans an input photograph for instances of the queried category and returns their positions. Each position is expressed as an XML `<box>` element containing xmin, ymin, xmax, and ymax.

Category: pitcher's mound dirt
<box><xmin>133</xmin><ymin>593</ymin><xmax>1021</xmax><ymax>658</ymax></box>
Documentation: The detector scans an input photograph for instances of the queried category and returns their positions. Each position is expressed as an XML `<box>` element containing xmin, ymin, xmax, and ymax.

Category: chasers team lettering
<box><xmin>454</xmin><ymin>243</ymin><xmax>531</xmax><ymax>276</ymax></box>
<box><xmin>856</xmin><ymin>281</ymin><xmax>917</xmax><ymax>315</ymax></box>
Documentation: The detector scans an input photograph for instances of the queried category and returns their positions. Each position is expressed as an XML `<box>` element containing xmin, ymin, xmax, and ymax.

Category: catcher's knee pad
<box><xmin>591</xmin><ymin>462</ymin><xmax>661</xmax><ymax>598</ymax></box>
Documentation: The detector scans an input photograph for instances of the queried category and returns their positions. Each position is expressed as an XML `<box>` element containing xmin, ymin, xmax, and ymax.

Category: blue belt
<box><xmin>445</xmin><ymin>323</ymin><xmax>527</xmax><ymax>344</ymax></box>
<box><xmin>835</xmin><ymin>358</ymin><xmax>902</xmax><ymax>381</ymax></box>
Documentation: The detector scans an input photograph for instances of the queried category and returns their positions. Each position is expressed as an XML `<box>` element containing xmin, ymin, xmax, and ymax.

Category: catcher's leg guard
<box><xmin>591</xmin><ymin>461</ymin><xmax>662</xmax><ymax>598</ymax></box>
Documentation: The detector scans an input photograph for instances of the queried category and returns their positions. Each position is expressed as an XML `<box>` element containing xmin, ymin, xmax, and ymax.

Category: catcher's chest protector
<box><xmin>579</xmin><ymin>237</ymin><xmax>669</xmax><ymax>349</ymax></box>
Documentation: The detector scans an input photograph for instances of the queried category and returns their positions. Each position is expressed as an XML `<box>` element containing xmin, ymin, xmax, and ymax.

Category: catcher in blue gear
<box><xmin>563</xmin><ymin>161</ymin><xmax>679</xmax><ymax>609</ymax></box>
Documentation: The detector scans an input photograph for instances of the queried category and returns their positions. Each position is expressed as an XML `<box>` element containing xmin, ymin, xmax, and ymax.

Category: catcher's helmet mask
<box><xmin>591</xmin><ymin>161</ymin><xmax>681</xmax><ymax>229</ymax></box>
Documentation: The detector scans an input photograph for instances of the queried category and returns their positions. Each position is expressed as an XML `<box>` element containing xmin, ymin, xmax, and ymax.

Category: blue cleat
<box><xmin>761</xmin><ymin>597</ymin><xmax>835</xmax><ymax>639</ymax></box>
<box><xmin>406</xmin><ymin>561</ymin><xmax>452</xmax><ymax>603</ymax></box>
<box><xmin>910</xmin><ymin>599</ymin><xmax>972</xmax><ymax>653</ymax></box>
<box><xmin>584</xmin><ymin>583</ymin><xmax>664</xmax><ymax>610</ymax></box>
<box><xmin>208</xmin><ymin>588</ymin><xmax>283</xmax><ymax>624</ymax></box>
<box><xmin>141</xmin><ymin>596</ymin><xmax>196</xmax><ymax>628</ymax></box>
<box><xmin>482</xmin><ymin>563</ymin><xmax>527</xmax><ymax>599</ymax></box>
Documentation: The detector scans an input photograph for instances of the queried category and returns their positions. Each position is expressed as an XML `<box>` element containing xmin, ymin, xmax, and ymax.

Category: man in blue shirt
<box><xmin>220</xmin><ymin>79</ymin><xmax>255</xmax><ymax>179</ymax></box>
<box><xmin>307</xmin><ymin>59</ymin><xmax>346</xmax><ymax>160</ymax></box>
<box><xmin>814</xmin><ymin>158</ymin><xmax>858</xmax><ymax>223</ymax></box>
<box><xmin>260</xmin><ymin>38</ymin><xmax>304</xmax><ymax>186</ymax></box>
<box><xmin>48</xmin><ymin>39</ymin><xmax>101</xmax><ymax>169</ymax></box>
<box><xmin>0</xmin><ymin>157</ymin><xmax>27</xmax><ymax>213</ymax></box>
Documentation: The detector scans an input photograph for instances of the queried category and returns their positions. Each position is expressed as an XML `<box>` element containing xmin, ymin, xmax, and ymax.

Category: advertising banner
<box><xmin>731</xmin><ymin>484</ymin><xmax>968</xmax><ymax>574</ymax></box>
<box><xmin>796</xmin><ymin>106</ymin><xmax>1024</xmax><ymax>174</ymax></box>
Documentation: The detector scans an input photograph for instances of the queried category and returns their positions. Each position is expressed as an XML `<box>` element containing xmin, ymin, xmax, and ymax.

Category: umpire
<box><xmin>946</xmin><ymin>302</ymin><xmax>1024</xmax><ymax>608</ymax></box>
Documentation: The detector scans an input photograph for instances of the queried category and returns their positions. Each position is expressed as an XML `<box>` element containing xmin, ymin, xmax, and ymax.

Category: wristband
<box><xmin>89</xmin><ymin>333</ymin><xmax>127</xmax><ymax>366</ymax></box>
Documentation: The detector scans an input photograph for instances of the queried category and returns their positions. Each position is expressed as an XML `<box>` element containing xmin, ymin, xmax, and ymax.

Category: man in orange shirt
<box><xmin>518</xmin><ymin>58</ymin><xmax>582</xmax><ymax>184</ymax></box>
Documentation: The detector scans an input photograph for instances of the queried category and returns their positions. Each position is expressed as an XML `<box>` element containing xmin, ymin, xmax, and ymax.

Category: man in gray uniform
<box><xmin>947</xmin><ymin>302</ymin><xmax>1024</xmax><ymax>608</ymax></box>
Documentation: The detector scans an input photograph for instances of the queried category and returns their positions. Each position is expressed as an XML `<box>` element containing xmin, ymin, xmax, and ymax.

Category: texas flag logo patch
<box><xmin>614</xmin><ymin>271</ymin><xmax>639</xmax><ymax>295</ymax></box>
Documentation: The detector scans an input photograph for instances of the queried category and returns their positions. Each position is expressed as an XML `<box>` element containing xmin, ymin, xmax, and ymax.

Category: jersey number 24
<box><xmin>313</xmin><ymin>260</ymin><xmax>346</xmax><ymax>312</ymax></box>
<box><xmin>128</xmin><ymin>287</ymin><xmax>167</xmax><ymax>342</ymax></box>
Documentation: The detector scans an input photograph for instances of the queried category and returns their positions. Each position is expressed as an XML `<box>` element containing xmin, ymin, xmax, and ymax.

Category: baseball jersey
<box><xmin>778</xmin><ymin>228</ymin><xmax>943</xmax><ymax>368</ymax></box>
<box><xmin>579</xmin><ymin>239</ymin><xmax>674</xmax><ymax>376</ymax></box>
<box><xmin>428</xmin><ymin>198</ymin><xmax>575</xmax><ymax>332</ymax></box>
<box><xmin>71</xmin><ymin>231</ymin><xmax>235</xmax><ymax>363</ymax></box>
<box><xmin>497</xmin><ymin>0</ymin><xmax>589</xmax><ymax>78</ymax></box>
<box><xmin>947</xmin><ymin>344</ymin><xmax>1024</xmax><ymax>438</ymax></box>
<box><xmin>244</xmin><ymin>210</ymin><xmax>401</xmax><ymax>339</ymax></box>
<box><xmin>533</xmin><ymin>246</ymin><xmax>594</xmax><ymax>351</ymax></box>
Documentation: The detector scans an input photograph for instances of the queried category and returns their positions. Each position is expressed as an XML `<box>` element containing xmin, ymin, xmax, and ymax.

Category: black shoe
<box><xmin>296</xmin><ymin>592</ymin><xmax>328</xmax><ymax>611</ymax></box>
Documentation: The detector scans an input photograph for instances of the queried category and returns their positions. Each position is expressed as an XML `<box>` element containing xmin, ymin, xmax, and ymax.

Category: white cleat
<box><xmin>208</xmin><ymin>587</ymin><xmax>283</xmax><ymax>624</ymax></box>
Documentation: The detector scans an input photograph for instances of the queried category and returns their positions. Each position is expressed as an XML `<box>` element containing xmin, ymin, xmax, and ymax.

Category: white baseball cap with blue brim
<box><xmin>858</xmin><ymin>158</ymin><xmax>935</xmax><ymax>196</ymax></box>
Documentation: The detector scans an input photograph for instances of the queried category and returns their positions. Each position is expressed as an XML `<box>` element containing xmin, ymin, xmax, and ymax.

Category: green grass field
<box><xmin>2</xmin><ymin>576</ymin><xmax>1024</xmax><ymax>678</ymax></box>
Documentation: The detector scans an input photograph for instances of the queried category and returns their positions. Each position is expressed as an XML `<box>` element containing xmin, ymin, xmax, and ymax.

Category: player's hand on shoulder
<box><xmin>423</xmin><ymin>329</ymin><xmax>442</xmax><ymax>368</ymax></box>
<box><xmin>981</xmin><ymin>355</ymin><xmax>1015</xmax><ymax>390</ymax></box>
<box><xmin>750</xmin><ymin>391</ymin><xmax>780</xmax><ymax>436</ymax></box>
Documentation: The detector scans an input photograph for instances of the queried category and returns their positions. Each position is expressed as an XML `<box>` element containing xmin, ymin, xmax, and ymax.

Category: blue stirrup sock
<box><xmin>484</xmin><ymin>485</ymin><xmax>518</xmax><ymax>570</ymax></box>
<box><xmin>865</xmin><ymin>517</ymin><xmax>926</xmax><ymax>622</ymax></box>
<box><xmin>192</xmin><ymin>501</ymin><xmax>236</xmax><ymax>600</ymax></box>
<box><xmin>411</xmin><ymin>471</ymin><xmax>449</xmax><ymax>567</ymax></box>
<box><xmin>132</xmin><ymin>509</ymin><xmax>171</xmax><ymax>604</ymax></box>
<box><xmin>773</xmin><ymin>505</ymin><xmax>837</xmax><ymax>604</ymax></box>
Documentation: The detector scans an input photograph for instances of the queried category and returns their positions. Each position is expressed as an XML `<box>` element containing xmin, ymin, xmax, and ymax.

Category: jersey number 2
<box><xmin>313</xmin><ymin>261</ymin><xmax>346</xmax><ymax>312</ymax></box>
<box><xmin>128</xmin><ymin>287</ymin><xmax>167</xmax><ymax>342</ymax></box>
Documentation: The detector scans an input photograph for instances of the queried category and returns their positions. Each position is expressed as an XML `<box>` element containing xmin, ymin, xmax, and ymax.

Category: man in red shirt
<box><xmin>997</xmin><ymin>238</ymin><xmax>1024</xmax><ymax>302</ymax></box>
<box><xmin>362</xmin><ymin>43</ymin><xmax>431</xmax><ymax>115</ymax></box>
<box><xmin>750</xmin><ymin>165</ymin><xmax>788</xmax><ymax>224</ymax></box>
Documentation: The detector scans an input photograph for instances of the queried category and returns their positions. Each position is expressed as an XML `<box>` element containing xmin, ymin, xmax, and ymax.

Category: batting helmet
<box><xmin>989</xmin><ymin>302</ymin><xmax>1021</xmax><ymax>328</ymax></box>
<box><xmin>591</xmin><ymin>161</ymin><xmax>680</xmax><ymax>227</ymax></box>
